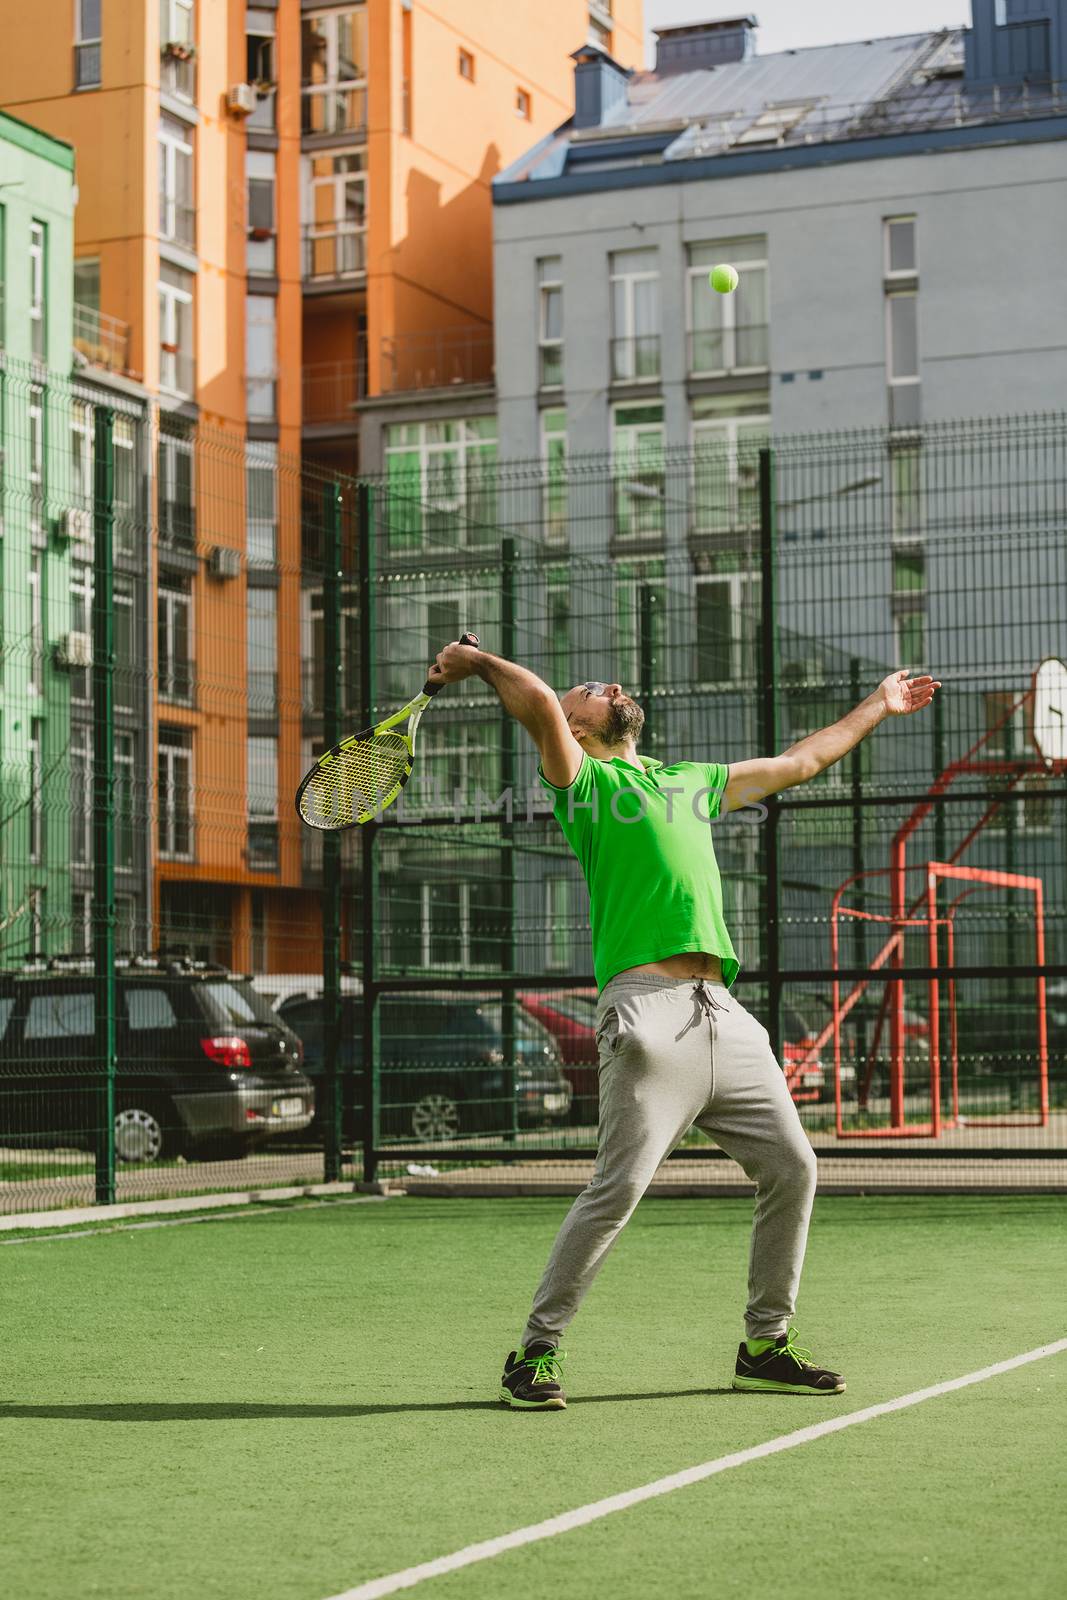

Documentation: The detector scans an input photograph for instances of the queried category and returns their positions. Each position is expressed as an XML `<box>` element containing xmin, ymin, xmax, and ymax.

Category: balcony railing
<box><xmin>73</xmin><ymin>303</ymin><xmax>132</xmax><ymax>375</ymax></box>
<box><xmin>379</xmin><ymin>329</ymin><xmax>494</xmax><ymax>394</ymax></box>
<box><xmin>611</xmin><ymin>335</ymin><xmax>661</xmax><ymax>384</ymax></box>
<box><xmin>302</xmin><ymin>358</ymin><xmax>366</xmax><ymax>425</ymax></box>
<box><xmin>160</xmin><ymin>201</ymin><xmax>197</xmax><ymax>253</ymax></box>
<box><xmin>688</xmin><ymin>325</ymin><xmax>769</xmax><ymax>375</ymax></box>
<box><xmin>301</xmin><ymin>83</ymin><xmax>367</xmax><ymax>137</ymax></box>
<box><xmin>302</xmin><ymin>225</ymin><xmax>367</xmax><ymax>283</ymax></box>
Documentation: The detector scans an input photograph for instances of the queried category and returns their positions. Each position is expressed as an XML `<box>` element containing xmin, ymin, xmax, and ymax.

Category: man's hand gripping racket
<box><xmin>295</xmin><ymin>632</ymin><xmax>479</xmax><ymax>830</ymax></box>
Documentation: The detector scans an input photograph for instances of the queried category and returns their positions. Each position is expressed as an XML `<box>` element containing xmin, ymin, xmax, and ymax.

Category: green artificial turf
<box><xmin>1</xmin><ymin>1195</ymin><xmax>1064</xmax><ymax>1600</ymax></box>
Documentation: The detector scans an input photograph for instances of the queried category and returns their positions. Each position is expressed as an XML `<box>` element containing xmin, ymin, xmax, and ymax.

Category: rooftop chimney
<box><xmin>654</xmin><ymin>16</ymin><xmax>758</xmax><ymax>75</ymax></box>
<box><xmin>571</xmin><ymin>44</ymin><xmax>632</xmax><ymax>129</ymax></box>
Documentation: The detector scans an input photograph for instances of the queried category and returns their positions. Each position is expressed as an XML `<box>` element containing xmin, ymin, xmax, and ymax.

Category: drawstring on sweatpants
<box><xmin>693</xmin><ymin>977</ymin><xmax>729</xmax><ymax>1021</ymax></box>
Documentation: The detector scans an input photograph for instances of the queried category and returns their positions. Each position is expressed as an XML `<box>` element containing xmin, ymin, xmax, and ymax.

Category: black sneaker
<box><xmin>732</xmin><ymin>1325</ymin><xmax>846</xmax><ymax>1394</ymax></box>
<box><xmin>499</xmin><ymin>1341</ymin><xmax>567</xmax><ymax>1409</ymax></box>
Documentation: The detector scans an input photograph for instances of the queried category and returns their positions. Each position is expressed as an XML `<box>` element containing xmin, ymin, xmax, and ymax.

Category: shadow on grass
<box><xmin>0</xmin><ymin>1388</ymin><xmax>740</xmax><ymax>1421</ymax></box>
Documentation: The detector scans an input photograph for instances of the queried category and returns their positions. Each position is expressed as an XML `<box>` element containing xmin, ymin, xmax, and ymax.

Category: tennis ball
<box><xmin>710</xmin><ymin>263</ymin><xmax>739</xmax><ymax>294</ymax></box>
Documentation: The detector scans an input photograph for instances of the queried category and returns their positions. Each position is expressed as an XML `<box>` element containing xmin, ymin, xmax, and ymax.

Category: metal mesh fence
<box><xmin>0</xmin><ymin>360</ymin><xmax>1064</xmax><ymax>1213</ymax></box>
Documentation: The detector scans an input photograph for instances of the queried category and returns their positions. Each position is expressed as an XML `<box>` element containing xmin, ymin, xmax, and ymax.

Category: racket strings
<box><xmin>301</xmin><ymin>733</ymin><xmax>411</xmax><ymax>828</ymax></box>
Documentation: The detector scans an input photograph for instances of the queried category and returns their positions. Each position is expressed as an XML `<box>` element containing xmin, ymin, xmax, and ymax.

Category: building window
<box><xmin>687</xmin><ymin>237</ymin><xmax>768</xmax><ymax>374</ymax></box>
<box><xmin>246</xmin><ymin>443</ymin><xmax>277</xmax><ymax>567</ymax></box>
<box><xmin>247</xmin><ymin>735</ymin><xmax>279</xmax><ymax>870</ymax></box>
<box><xmin>113</xmin><ymin>415</ymin><xmax>137</xmax><ymax>556</ymax></box>
<box><xmin>545</xmin><ymin>569</ymin><xmax>570</xmax><ymax>691</ymax></box>
<box><xmin>115</xmin><ymin>579</ymin><xmax>136</xmax><ymax>716</ymax></box>
<box><xmin>541</xmin><ymin>407</ymin><xmax>567</xmax><ymax>544</ymax></box>
<box><xmin>29</xmin><ymin>222</ymin><xmax>46</xmax><ymax>362</ymax></box>
<box><xmin>70</xmin><ymin>563</ymin><xmax>91</xmax><ymax>704</ymax></box>
<box><xmin>587</xmin><ymin>6</ymin><xmax>612</xmax><ymax>52</ymax></box>
<box><xmin>71</xmin><ymin>725</ymin><xmax>93</xmax><ymax>867</ymax></box>
<box><xmin>303</xmin><ymin>151</ymin><xmax>367</xmax><ymax>279</ymax></box>
<box><xmin>612</xmin><ymin>402</ymin><xmax>664</xmax><ymax>538</ymax></box>
<box><xmin>248</xmin><ymin>587</ymin><xmax>277</xmax><ymax>718</ymax></box>
<box><xmin>538</xmin><ymin>257</ymin><xmax>563</xmax><ymax>387</ymax></box>
<box><xmin>71</xmin><ymin>398</ymin><xmax>93</xmax><ymax>507</ymax></box>
<box><xmin>29</xmin><ymin>720</ymin><xmax>44</xmax><ymax>865</ymax></box>
<box><xmin>516</xmin><ymin>87</ymin><xmax>530</xmax><ymax>118</ymax></box>
<box><xmin>115</xmin><ymin>732</ymin><xmax>136</xmax><ymax>870</ymax></box>
<box><xmin>28</xmin><ymin>551</ymin><xmax>44</xmax><ymax>699</ymax></box>
<box><xmin>28</xmin><ymin>385</ymin><xmax>45</xmax><ymax>510</ymax></box>
<box><xmin>158</xmin><ymin>263</ymin><xmax>195</xmax><ymax>396</ymax></box>
<box><xmin>158</xmin><ymin>428</ymin><xmax>195</xmax><ymax>545</ymax></box>
<box><xmin>246</xmin><ymin>294</ymin><xmax>277</xmax><ymax>420</ymax></box>
<box><xmin>894</xmin><ymin>611</ymin><xmax>925</xmax><ymax>670</ymax></box>
<box><xmin>545</xmin><ymin>876</ymin><xmax>571</xmax><ymax>970</ymax></box>
<box><xmin>885</xmin><ymin>216</ymin><xmax>917</xmax><ymax>278</ymax></box>
<box><xmin>247</xmin><ymin>149</ymin><xmax>276</xmax><ymax>274</ymax></box>
<box><xmin>75</xmin><ymin>0</ymin><xmax>102</xmax><ymax>89</ymax></box>
<box><xmin>160</xmin><ymin>0</ymin><xmax>196</xmax><ymax>101</ymax></box>
<box><xmin>458</xmin><ymin>48</ymin><xmax>475</xmax><ymax>81</ymax></box>
<box><xmin>159</xmin><ymin>578</ymin><xmax>194</xmax><ymax>703</ymax></box>
<box><xmin>158</xmin><ymin>115</ymin><xmax>195</xmax><ymax>249</ymax></box>
<box><xmin>691</xmin><ymin>395</ymin><xmax>769</xmax><ymax>534</ymax></box>
<box><xmin>885</xmin><ymin>217</ymin><xmax>919</xmax><ymax>428</ymax></box>
<box><xmin>401</xmin><ymin>2</ymin><xmax>413</xmax><ymax>135</ymax></box>
<box><xmin>609</xmin><ymin>249</ymin><xmax>660</xmax><ymax>383</ymax></box>
<box><xmin>384</xmin><ymin>418</ymin><xmax>497</xmax><ymax>552</ymax></box>
<box><xmin>246</xmin><ymin>7</ymin><xmax>276</xmax><ymax>130</ymax></box>
<box><xmin>158</xmin><ymin>726</ymin><xmax>193</xmax><ymax>859</ymax></box>
<box><xmin>615</xmin><ymin>559</ymin><xmax>666</xmax><ymax>694</ymax></box>
<box><xmin>301</xmin><ymin>6</ymin><xmax>368</xmax><ymax>135</ymax></box>
<box><xmin>695</xmin><ymin>571</ymin><xmax>761</xmax><ymax>685</ymax></box>
<box><xmin>889</xmin><ymin>440</ymin><xmax>923</xmax><ymax>542</ymax></box>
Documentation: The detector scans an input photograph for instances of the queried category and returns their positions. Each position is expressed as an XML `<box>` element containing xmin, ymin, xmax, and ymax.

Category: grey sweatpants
<box><xmin>519</xmin><ymin>973</ymin><xmax>819</xmax><ymax>1349</ymax></box>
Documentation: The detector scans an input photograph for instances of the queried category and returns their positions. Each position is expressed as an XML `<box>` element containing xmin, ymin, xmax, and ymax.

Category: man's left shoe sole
<box><xmin>732</xmin><ymin>1376</ymin><xmax>846</xmax><ymax>1394</ymax></box>
<box><xmin>499</xmin><ymin>1387</ymin><xmax>566</xmax><ymax>1409</ymax></box>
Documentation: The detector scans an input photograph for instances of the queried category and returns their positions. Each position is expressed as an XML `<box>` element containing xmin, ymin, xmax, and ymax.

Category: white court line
<box><xmin>0</xmin><ymin>1194</ymin><xmax>392</xmax><ymax>1245</ymax></box>
<box><xmin>326</xmin><ymin>1339</ymin><xmax>1067</xmax><ymax>1600</ymax></box>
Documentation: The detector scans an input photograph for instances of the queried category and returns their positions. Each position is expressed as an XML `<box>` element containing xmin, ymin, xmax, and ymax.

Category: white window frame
<box><xmin>301</xmin><ymin>7</ymin><xmax>368</xmax><ymax>133</ymax></box>
<box><xmin>246</xmin><ymin>293</ymin><xmax>277</xmax><ymax>420</ymax></box>
<box><xmin>246</xmin><ymin>442</ymin><xmax>278</xmax><ymax>567</ymax></box>
<box><xmin>71</xmin><ymin>399</ymin><xmax>92</xmax><ymax>505</ymax></box>
<box><xmin>303</xmin><ymin>152</ymin><xmax>367</xmax><ymax>278</ymax></box>
<box><xmin>75</xmin><ymin>0</ymin><xmax>102</xmax><ymax>89</ymax></box>
<box><xmin>159</xmin><ymin>267</ymin><xmax>194</xmax><ymax>395</ymax></box>
<box><xmin>29</xmin><ymin>222</ymin><xmax>46</xmax><ymax>361</ymax></box>
<box><xmin>28</xmin><ymin>552</ymin><xmax>44</xmax><ymax>699</ymax></box>
<box><xmin>685</xmin><ymin>242</ymin><xmax>769</xmax><ymax>376</ymax></box>
<box><xmin>694</xmin><ymin>571</ymin><xmax>762</xmax><ymax>688</ymax></box>
<box><xmin>690</xmin><ymin>407</ymin><xmax>770</xmax><ymax>534</ymax></box>
<box><xmin>158</xmin><ymin>116</ymin><xmax>194</xmax><ymax>245</ymax></box>
<box><xmin>161</xmin><ymin>0</ymin><xmax>194</xmax><ymax>48</ymax></box>
<box><xmin>609</xmin><ymin>250</ymin><xmax>660</xmax><ymax>383</ymax></box>
<box><xmin>246</xmin><ymin>735</ymin><xmax>279</xmax><ymax>822</ymax></box>
<box><xmin>158</xmin><ymin>727</ymin><xmax>194</xmax><ymax>860</ymax></box>
<box><xmin>246</xmin><ymin>149</ymin><xmax>276</xmax><ymax>274</ymax></box>
<box><xmin>71</xmin><ymin>723</ymin><xmax>93</xmax><ymax>866</ymax></box>
<box><xmin>538</xmin><ymin>257</ymin><xmax>563</xmax><ymax>388</ymax></box>
<box><xmin>115</xmin><ymin>731</ymin><xmax>136</xmax><ymax>870</ymax></box>
<box><xmin>893</xmin><ymin>610</ymin><xmax>926</xmax><ymax>674</ymax></box>
<box><xmin>28</xmin><ymin>386</ymin><xmax>44</xmax><ymax>498</ymax></box>
<box><xmin>29</xmin><ymin>719</ymin><xmax>44</xmax><ymax>865</ymax></box>
<box><xmin>885</xmin><ymin>290</ymin><xmax>920</xmax><ymax>387</ymax></box>
<box><xmin>883</xmin><ymin>215</ymin><xmax>918</xmax><ymax>280</ymax></box>
<box><xmin>516</xmin><ymin>87</ymin><xmax>530</xmax><ymax>118</ymax></box>
<box><xmin>247</xmin><ymin>586</ymin><xmax>278</xmax><ymax>717</ymax></box>
<box><xmin>158</xmin><ymin>580</ymin><xmax>193</xmax><ymax>702</ymax></box>
<box><xmin>544</xmin><ymin>875</ymin><xmax>571</xmax><ymax>971</ymax></box>
<box><xmin>612</xmin><ymin>401</ymin><xmax>665</xmax><ymax>540</ymax></box>
<box><xmin>614</xmin><ymin>559</ymin><xmax>665</xmax><ymax>689</ymax></box>
<box><xmin>414</xmin><ymin>880</ymin><xmax>497</xmax><ymax>972</ymax></box>
<box><xmin>159</xmin><ymin>428</ymin><xmax>195</xmax><ymax>536</ymax></box>
<box><xmin>70</xmin><ymin>564</ymin><xmax>91</xmax><ymax>704</ymax></box>
<box><xmin>383</xmin><ymin>419</ymin><xmax>498</xmax><ymax>553</ymax></box>
<box><xmin>541</xmin><ymin>407</ymin><xmax>567</xmax><ymax>544</ymax></box>
<box><xmin>114</xmin><ymin>578</ymin><xmax>136</xmax><ymax>716</ymax></box>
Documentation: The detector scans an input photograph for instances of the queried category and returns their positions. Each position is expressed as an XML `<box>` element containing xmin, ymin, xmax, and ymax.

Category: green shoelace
<box><xmin>774</xmin><ymin>1327</ymin><xmax>814</xmax><ymax>1368</ymax></box>
<box><xmin>522</xmin><ymin>1348</ymin><xmax>567</xmax><ymax>1384</ymax></box>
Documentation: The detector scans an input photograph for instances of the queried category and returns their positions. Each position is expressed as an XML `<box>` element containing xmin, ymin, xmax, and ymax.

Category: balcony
<box><xmin>688</xmin><ymin>325</ymin><xmax>769</xmax><ymax>376</ymax></box>
<box><xmin>611</xmin><ymin>335</ymin><xmax>661</xmax><ymax>385</ymax></box>
<box><xmin>302</xmin><ymin>358</ymin><xmax>366</xmax><ymax>428</ymax></box>
<box><xmin>301</xmin><ymin>84</ymin><xmax>367</xmax><ymax>138</ymax></box>
<box><xmin>73</xmin><ymin>303</ymin><xmax>132</xmax><ymax>376</ymax></box>
<box><xmin>302</xmin><ymin>225</ymin><xmax>367</xmax><ymax>285</ymax></box>
<box><xmin>379</xmin><ymin>329</ymin><xmax>494</xmax><ymax>395</ymax></box>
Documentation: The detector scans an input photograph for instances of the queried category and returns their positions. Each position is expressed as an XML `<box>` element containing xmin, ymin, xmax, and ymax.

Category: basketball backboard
<box><xmin>1032</xmin><ymin>657</ymin><xmax>1067</xmax><ymax>766</ymax></box>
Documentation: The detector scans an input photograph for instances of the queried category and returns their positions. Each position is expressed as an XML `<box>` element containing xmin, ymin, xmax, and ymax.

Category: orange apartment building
<box><xmin>0</xmin><ymin>0</ymin><xmax>642</xmax><ymax>974</ymax></box>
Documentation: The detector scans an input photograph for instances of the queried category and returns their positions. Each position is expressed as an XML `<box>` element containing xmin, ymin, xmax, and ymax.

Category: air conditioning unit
<box><xmin>209</xmin><ymin>545</ymin><xmax>242</xmax><ymax>580</ymax></box>
<box><xmin>57</xmin><ymin>506</ymin><xmax>93</xmax><ymax>543</ymax></box>
<box><xmin>54</xmin><ymin>631</ymin><xmax>94</xmax><ymax>670</ymax></box>
<box><xmin>228</xmin><ymin>82</ymin><xmax>256</xmax><ymax>116</ymax></box>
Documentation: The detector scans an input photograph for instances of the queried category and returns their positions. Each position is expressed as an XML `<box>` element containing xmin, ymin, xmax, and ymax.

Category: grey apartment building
<box><xmin>355</xmin><ymin>2</ymin><xmax>1067</xmax><ymax>984</ymax></box>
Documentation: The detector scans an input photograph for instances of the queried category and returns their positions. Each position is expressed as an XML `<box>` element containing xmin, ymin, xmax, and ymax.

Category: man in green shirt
<box><xmin>431</xmin><ymin>643</ymin><xmax>940</xmax><ymax>1412</ymax></box>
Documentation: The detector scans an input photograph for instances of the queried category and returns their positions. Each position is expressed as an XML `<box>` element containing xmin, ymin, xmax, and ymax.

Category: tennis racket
<box><xmin>295</xmin><ymin>632</ymin><xmax>479</xmax><ymax>830</ymax></box>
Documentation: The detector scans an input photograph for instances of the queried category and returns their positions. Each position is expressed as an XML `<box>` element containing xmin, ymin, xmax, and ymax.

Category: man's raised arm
<box><xmin>430</xmin><ymin>644</ymin><xmax>584</xmax><ymax>787</ymax></box>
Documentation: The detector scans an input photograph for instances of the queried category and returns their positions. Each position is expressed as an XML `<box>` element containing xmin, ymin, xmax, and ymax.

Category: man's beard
<box><xmin>602</xmin><ymin>696</ymin><xmax>645</xmax><ymax>747</ymax></box>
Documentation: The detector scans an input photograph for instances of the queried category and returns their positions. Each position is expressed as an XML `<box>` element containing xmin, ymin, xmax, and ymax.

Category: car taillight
<box><xmin>200</xmin><ymin>1035</ymin><xmax>252</xmax><ymax>1069</ymax></box>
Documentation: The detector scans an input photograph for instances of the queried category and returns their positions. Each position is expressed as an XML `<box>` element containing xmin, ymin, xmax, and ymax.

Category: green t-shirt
<box><xmin>538</xmin><ymin>752</ymin><xmax>740</xmax><ymax>994</ymax></box>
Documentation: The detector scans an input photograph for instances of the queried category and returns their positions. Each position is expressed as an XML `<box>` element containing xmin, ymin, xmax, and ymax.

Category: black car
<box><xmin>0</xmin><ymin>957</ymin><xmax>314</xmax><ymax>1164</ymax></box>
<box><xmin>277</xmin><ymin>990</ymin><xmax>571</xmax><ymax>1142</ymax></box>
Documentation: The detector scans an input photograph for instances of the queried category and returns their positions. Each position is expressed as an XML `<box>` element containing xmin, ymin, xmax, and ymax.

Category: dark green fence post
<box><xmin>639</xmin><ymin>580</ymin><xmax>657</xmax><ymax>754</ymax></box>
<box><xmin>322</xmin><ymin>481</ymin><xmax>343</xmax><ymax>1183</ymax></box>
<box><xmin>358</xmin><ymin>482</ymin><xmax>379</xmax><ymax>1187</ymax></box>
<box><xmin>92</xmin><ymin>406</ymin><xmax>116</xmax><ymax>1207</ymax></box>
<box><xmin>758</xmin><ymin>447</ymin><xmax>781</xmax><ymax>1057</ymax></box>
<box><xmin>501</xmin><ymin>537</ymin><xmax>517</xmax><ymax>1145</ymax></box>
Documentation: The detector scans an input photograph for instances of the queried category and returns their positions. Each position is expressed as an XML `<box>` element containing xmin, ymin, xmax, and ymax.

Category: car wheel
<box><xmin>114</xmin><ymin>1102</ymin><xmax>177</xmax><ymax>1165</ymax></box>
<box><xmin>410</xmin><ymin>1092</ymin><xmax>462</xmax><ymax>1141</ymax></box>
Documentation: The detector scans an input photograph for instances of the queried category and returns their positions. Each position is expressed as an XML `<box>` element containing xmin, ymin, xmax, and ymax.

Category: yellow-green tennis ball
<box><xmin>710</xmin><ymin>263</ymin><xmax>739</xmax><ymax>294</ymax></box>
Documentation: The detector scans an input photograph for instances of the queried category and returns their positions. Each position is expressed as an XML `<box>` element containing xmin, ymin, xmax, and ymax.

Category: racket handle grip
<box><xmin>425</xmin><ymin>631</ymin><xmax>480</xmax><ymax>696</ymax></box>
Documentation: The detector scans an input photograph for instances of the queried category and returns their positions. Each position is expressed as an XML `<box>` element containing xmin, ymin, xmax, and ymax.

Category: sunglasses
<box><xmin>581</xmin><ymin>682</ymin><xmax>608</xmax><ymax>697</ymax></box>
